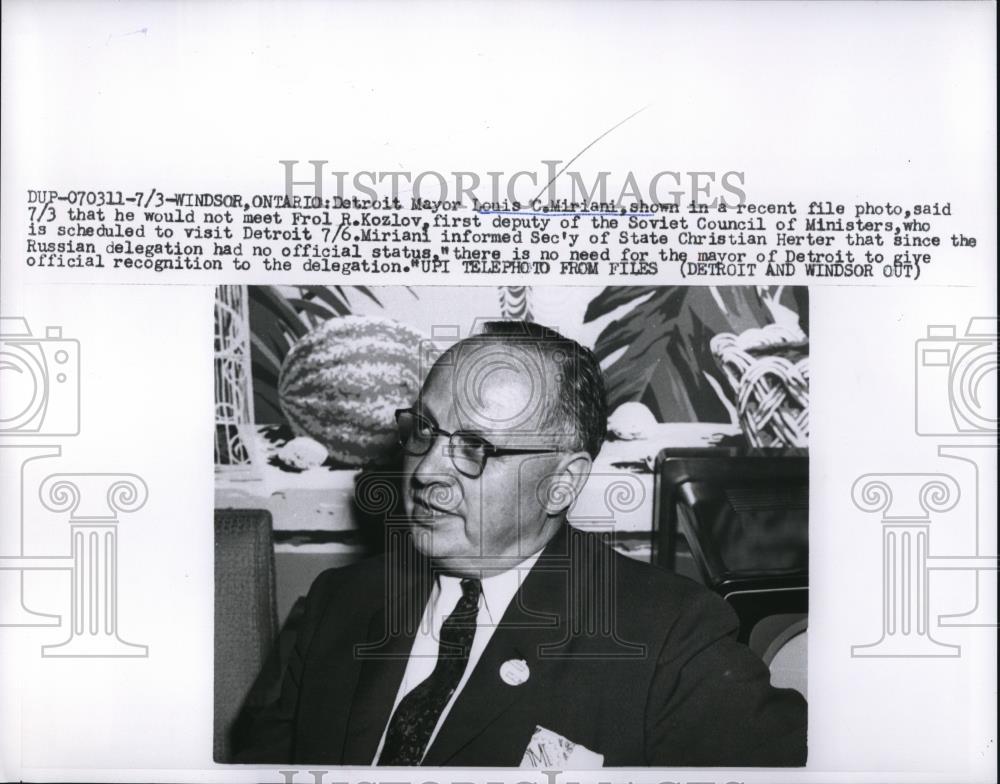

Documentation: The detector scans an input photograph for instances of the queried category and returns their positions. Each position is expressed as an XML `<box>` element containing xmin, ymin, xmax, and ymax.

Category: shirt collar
<box><xmin>435</xmin><ymin>549</ymin><xmax>543</xmax><ymax>625</ymax></box>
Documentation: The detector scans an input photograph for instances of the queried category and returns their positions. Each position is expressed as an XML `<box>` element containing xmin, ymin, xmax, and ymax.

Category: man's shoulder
<box><xmin>564</xmin><ymin>524</ymin><xmax>735</xmax><ymax>629</ymax></box>
<box><xmin>566</xmin><ymin>524</ymin><xmax>705</xmax><ymax>594</ymax></box>
<box><xmin>303</xmin><ymin>551</ymin><xmax>390</xmax><ymax>608</ymax></box>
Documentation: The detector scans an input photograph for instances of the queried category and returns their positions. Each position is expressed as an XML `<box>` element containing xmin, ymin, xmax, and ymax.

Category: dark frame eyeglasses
<box><xmin>394</xmin><ymin>407</ymin><xmax>564</xmax><ymax>478</ymax></box>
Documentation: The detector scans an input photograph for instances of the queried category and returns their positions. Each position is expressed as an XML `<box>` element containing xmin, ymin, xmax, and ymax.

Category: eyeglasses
<box><xmin>394</xmin><ymin>407</ymin><xmax>564</xmax><ymax>478</ymax></box>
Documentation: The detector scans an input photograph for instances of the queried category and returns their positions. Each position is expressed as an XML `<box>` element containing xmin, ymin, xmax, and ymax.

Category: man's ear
<box><xmin>540</xmin><ymin>451</ymin><xmax>594</xmax><ymax>515</ymax></box>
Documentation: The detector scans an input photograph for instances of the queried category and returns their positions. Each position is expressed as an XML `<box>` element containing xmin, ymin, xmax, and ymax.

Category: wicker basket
<box><xmin>711</xmin><ymin>324</ymin><xmax>809</xmax><ymax>448</ymax></box>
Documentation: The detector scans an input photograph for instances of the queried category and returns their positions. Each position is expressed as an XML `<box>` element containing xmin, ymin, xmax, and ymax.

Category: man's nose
<box><xmin>406</xmin><ymin>440</ymin><xmax>465</xmax><ymax>513</ymax></box>
<box><xmin>408</xmin><ymin>437</ymin><xmax>457</xmax><ymax>486</ymax></box>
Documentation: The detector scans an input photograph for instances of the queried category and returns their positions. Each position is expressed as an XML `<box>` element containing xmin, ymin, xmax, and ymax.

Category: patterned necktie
<box><xmin>377</xmin><ymin>577</ymin><xmax>482</xmax><ymax>765</ymax></box>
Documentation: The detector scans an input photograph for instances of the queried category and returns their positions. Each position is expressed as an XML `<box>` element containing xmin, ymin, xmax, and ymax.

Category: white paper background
<box><xmin>1</xmin><ymin>2</ymin><xmax>996</xmax><ymax>782</ymax></box>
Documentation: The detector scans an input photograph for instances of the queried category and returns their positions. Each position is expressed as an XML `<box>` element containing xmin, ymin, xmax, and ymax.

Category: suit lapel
<box><xmin>422</xmin><ymin>527</ymin><xmax>574</xmax><ymax>766</ymax></box>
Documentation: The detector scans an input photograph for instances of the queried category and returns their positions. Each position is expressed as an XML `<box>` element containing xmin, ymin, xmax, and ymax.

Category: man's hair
<box><xmin>461</xmin><ymin>320</ymin><xmax>608</xmax><ymax>459</ymax></box>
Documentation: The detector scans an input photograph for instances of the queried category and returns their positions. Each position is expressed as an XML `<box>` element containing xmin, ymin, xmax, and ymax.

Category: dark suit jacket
<box><xmin>233</xmin><ymin>524</ymin><xmax>807</xmax><ymax>766</ymax></box>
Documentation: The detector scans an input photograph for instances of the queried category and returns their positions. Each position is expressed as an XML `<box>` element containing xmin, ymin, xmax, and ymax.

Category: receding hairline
<box><xmin>431</xmin><ymin>337</ymin><xmax>569</xmax><ymax>389</ymax></box>
<box><xmin>421</xmin><ymin>337</ymin><xmax>577</xmax><ymax>439</ymax></box>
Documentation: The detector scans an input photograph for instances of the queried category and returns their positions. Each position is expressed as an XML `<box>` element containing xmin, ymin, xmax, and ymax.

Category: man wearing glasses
<box><xmin>234</xmin><ymin>321</ymin><xmax>807</xmax><ymax>767</ymax></box>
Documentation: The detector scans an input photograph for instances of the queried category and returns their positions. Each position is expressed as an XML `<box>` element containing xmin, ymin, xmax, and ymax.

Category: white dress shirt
<box><xmin>373</xmin><ymin>550</ymin><xmax>543</xmax><ymax>763</ymax></box>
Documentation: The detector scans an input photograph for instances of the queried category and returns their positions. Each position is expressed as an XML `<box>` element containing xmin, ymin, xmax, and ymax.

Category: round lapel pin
<box><xmin>500</xmin><ymin>658</ymin><xmax>530</xmax><ymax>686</ymax></box>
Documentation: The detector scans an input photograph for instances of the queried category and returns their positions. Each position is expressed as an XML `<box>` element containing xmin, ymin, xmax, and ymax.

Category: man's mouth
<box><xmin>410</xmin><ymin>496</ymin><xmax>458</xmax><ymax>518</ymax></box>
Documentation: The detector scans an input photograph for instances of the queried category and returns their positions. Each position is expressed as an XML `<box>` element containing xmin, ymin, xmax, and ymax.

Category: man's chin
<box><xmin>405</xmin><ymin>514</ymin><xmax>465</xmax><ymax>554</ymax></box>
<box><xmin>403</xmin><ymin>527</ymin><xmax>501</xmax><ymax>575</ymax></box>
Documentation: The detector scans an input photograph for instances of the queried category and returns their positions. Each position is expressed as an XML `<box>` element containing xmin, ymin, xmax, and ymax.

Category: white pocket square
<box><xmin>520</xmin><ymin>725</ymin><xmax>604</xmax><ymax>768</ymax></box>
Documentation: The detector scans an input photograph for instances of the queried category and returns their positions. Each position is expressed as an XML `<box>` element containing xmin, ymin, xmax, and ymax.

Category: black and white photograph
<box><xmin>213</xmin><ymin>285</ymin><xmax>810</xmax><ymax>766</ymax></box>
<box><xmin>1</xmin><ymin>2</ymin><xmax>995</xmax><ymax>783</ymax></box>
